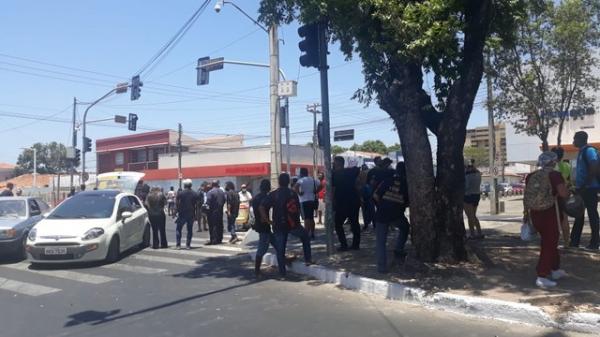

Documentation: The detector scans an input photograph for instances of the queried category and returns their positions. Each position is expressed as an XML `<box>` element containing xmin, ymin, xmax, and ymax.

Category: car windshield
<box><xmin>48</xmin><ymin>194</ymin><xmax>116</xmax><ymax>219</ymax></box>
<box><xmin>0</xmin><ymin>200</ymin><xmax>26</xmax><ymax>218</ymax></box>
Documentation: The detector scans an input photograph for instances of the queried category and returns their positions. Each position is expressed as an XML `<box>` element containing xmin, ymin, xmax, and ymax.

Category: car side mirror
<box><xmin>121</xmin><ymin>211</ymin><xmax>133</xmax><ymax>221</ymax></box>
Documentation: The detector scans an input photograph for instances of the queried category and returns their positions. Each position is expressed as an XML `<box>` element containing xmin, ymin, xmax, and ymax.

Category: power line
<box><xmin>0</xmin><ymin>104</ymin><xmax>73</xmax><ymax>133</ymax></box>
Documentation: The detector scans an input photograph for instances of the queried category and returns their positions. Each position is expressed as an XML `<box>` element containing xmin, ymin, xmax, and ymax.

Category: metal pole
<box><xmin>285</xmin><ymin>98</ymin><xmax>291</xmax><ymax>174</ymax></box>
<box><xmin>178</xmin><ymin>123</ymin><xmax>183</xmax><ymax>190</ymax></box>
<box><xmin>82</xmin><ymin>87</ymin><xmax>118</xmax><ymax>181</ymax></box>
<box><xmin>486</xmin><ymin>55</ymin><xmax>499</xmax><ymax>215</ymax></box>
<box><xmin>70</xmin><ymin>97</ymin><xmax>77</xmax><ymax>190</ymax></box>
<box><xmin>318</xmin><ymin>21</ymin><xmax>334</xmax><ymax>256</ymax></box>
<box><xmin>308</xmin><ymin>103</ymin><xmax>321</xmax><ymax>178</ymax></box>
<box><xmin>269</xmin><ymin>24</ymin><xmax>282</xmax><ymax>188</ymax></box>
<box><xmin>33</xmin><ymin>147</ymin><xmax>37</xmax><ymax>192</ymax></box>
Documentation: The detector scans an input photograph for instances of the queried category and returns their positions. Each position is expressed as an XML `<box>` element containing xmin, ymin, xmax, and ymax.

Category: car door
<box><xmin>26</xmin><ymin>199</ymin><xmax>43</xmax><ymax>232</ymax></box>
<box><xmin>127</xmin><ymin>196</ymin><xmax>146</xmax><ymax>244</ymax></box>
<box><xmin>116</xmin><ymin>196</ymin><xmax>134</xmax><ymax>249</ymax></box>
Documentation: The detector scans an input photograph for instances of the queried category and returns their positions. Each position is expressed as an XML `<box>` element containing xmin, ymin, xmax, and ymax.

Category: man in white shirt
<box><xmin>238</xmin><ymin>184</ymin><xmax>253</xmax><ymax>229</ymax></box>
<box><xmin>294</xmin><ymin>168</ymin><xmax>318</xmax><ymax>239</ymax></box>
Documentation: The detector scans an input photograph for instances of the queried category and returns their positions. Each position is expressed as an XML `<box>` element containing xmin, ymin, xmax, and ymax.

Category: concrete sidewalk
<box><xmin>243</xmin><ymin>216</ymin><xmax>600</xmax><ymax>334</ymax></box>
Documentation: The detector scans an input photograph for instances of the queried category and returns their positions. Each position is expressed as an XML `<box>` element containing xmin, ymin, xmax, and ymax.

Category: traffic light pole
<box><xmin>269</xmin><ymin>24</ymin><xmax>282</xmax><ymax>188</ymax></box>
<box><xmin>318</xmin><ymin>21</ymin><xmax>334</xmax><ymax>256</ymax></box>
<box><xmin>70</xmin><ymin>97</ymin><xmax>77</xmax><ymax>190</ymax></box>
<box><xmin>81</xmin><ymin>87</ymin><xmax>120</xmax><ymax>182</ymax></box>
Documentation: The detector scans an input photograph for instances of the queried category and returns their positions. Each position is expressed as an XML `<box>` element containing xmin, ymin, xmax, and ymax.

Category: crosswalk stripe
<box><xmin>141</xmin><ymin>248</ymin><xmax>232</xmax><ymax>258</ymax></box>
<box><xmin>1</xmin><ymin>263</ymin><xmax>116</xmax><ymax>285</ymax></box>
<box><xmin>189</xmin><ymin>239</ymin><xmax>244</xmax><ymax>252</ymax></box>
<box><xmin>131</xmin><ymin>254</ymin><xmax>199</xmax><ymax>267</ymax></box>
<box><xmin>0</xmin><ymin>277</ymin><xmax>61</xmax><ymax>297</ymax></box>
<box><xmin>100</xmin><ymin>263</ymin><xmax>167</xmax><ymax>275</ymax></box>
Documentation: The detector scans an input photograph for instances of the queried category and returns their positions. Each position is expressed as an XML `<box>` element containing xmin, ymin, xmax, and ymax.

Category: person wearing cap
<box><xmin>238</xmin><ymin>183</ymin><xmax>253</xmax><ymax>230</ymax></box>
<box><xmin>570</xmin><ymin>131</ymin><xmax>600</xmax><ymax>250</ymax></box>
<box><xmin>175</xmin><ymin>179</ymin><xmax>199</xmax><ymax>249</ymax></box>
<box><xmin>524</xmin><ymin>151</ymin><xmax>569</xmax><ymax>288</ymax></box>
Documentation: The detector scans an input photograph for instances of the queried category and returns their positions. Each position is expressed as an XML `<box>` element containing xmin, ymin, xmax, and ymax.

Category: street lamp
<box><xmin>81</xmin><ymin>83</ymin><xmax>128</xmax><ymax>181</ymax></box>
<box><xmin>214</xmin><ymin>0</ymin><xmax>281</xmax><ymax>187</ymax></box>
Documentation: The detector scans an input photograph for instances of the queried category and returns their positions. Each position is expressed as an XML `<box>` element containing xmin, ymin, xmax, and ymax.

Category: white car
<box><xmin>26</xmin><ymin>190</ymin><xmax>149</xmax><ymax>264</ymax></box>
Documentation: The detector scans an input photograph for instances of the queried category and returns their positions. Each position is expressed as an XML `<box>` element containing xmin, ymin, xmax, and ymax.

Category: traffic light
<box><xmin>298</xmin><ymin>23</ymin><xmax>320</xmax><ymax>68</ymax></box>
<box><xmin>83</xmin><ymin>137</ymin><xmax>92</xmax><ymax>153</ymax></box>
<box><xmin>128</xmin><ymin>113</ymin><xmax>138</xmax><ymax>131</ymax></box>
<box><xmin>74</xmin><ymin>149</ymin><xmax>81</xmax><ymax>168</ymax></box>
<box><xmin>131</xmin><ymin>75</ymin><xmax>143</xmax><ymax>101</ymax></box>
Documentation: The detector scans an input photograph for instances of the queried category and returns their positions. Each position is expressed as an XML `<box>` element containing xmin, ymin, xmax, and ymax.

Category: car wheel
<box><xmin>106</xmin><ymin>236</ymin><xmax>120</xmax><ymax>264</ymax></box>
<box><xmin>140</xmin><ymin>223</ymin><xmax>150</xmax><ymax>248</ymax></box>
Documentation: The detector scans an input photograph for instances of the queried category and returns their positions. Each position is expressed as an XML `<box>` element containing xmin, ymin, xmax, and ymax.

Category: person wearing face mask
<box><xmin>238</xmin><ymin>183</ymin><xmax>253</xmax><ymax>230</ymax></box>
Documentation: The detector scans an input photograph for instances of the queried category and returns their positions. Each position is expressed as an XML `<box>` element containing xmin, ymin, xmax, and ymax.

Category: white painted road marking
<box><xmin>0</xmin><ymin>277</ymin><xmax>61</xmax><ymax>297</ymax></box>
<box><xmin>131</xmin><ymin>254</ymin><xmax>200</xmax><ymax>267</ymax></box>
<box><xmin>1</xmin><ymin>263</ymin><xmax>116</xmax><ymax>285</ymax></box>
<box><xmin>100</xmin><ymin>263</ymin><xmax>167</xmax><ymax>275</ymax></box>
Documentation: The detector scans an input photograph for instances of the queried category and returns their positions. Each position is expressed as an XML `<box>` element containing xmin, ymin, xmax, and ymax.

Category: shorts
<box><xmin>464</xmin><ymin>194</ymin><xmax>481</xmax><ymax>207</ymax></box>
<box><xmin>301</xmin><ymin>201</ymin><xmax>316</xmax><ymax>220</ymax></box>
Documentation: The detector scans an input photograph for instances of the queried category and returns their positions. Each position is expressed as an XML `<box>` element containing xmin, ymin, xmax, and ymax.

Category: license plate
<box><xmin>44</xmin><ymin>247</ymin><xmax>68</xmax><ymax>255</ymax></box>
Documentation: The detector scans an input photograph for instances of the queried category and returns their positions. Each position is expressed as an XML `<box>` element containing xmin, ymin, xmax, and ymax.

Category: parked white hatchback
<box><xmin>26</xmin><ymin>190</ymin><xmax>149</xmax><ymax>264</ymax></box>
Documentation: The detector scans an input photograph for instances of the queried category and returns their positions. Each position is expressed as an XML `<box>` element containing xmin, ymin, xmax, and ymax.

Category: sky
<box><xmin>0</xmin><ymin>0</ymin><xmax>489</xmax><ymax>172</ymax></box>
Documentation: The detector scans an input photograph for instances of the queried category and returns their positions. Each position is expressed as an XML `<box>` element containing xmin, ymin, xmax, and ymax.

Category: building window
<box><xmin>115</xmin><ymin>152</ymin><xmax>124</xmax><ymax>166</ymax></box>
<box><xmin>132</xmin><ymin>149</ymin><xmax>147</xmax><ymax>163</ymax></box>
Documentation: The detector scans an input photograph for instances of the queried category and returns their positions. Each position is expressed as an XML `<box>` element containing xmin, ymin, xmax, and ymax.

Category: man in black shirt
<box><xmin>175</xmin><ymin>179</ymin><xmax>198</xmax><ymax>249</ymax></box>
<box><xmin>225</xmin><ymin>181</ymin><xmax>241</xmax><ymax>244</ymax></box>
<box><xmin>374</xmin><ymin>162</ymin><xmax>410</xmax><ymax>273</ymax></box>
<box><xmin>252</xmin><ymin>179</ymin><xmax>277</xmax><ymax>277</ymax></box>
<box><xmin>332</xmin><ymin>156</ymin><xmax>361</xmax><ymax>251</ymax></box>
<box><xmin>206</xmin><ymin>180</ymin><xmax>226</xmax><ymax>245</ymax></box>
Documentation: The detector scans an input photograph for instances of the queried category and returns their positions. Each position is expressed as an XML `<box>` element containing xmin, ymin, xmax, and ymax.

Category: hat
<box><xmin>183</xmin><ymin>179</ymin><xmax>193</xmax><ymax>186</ymax></box>
<box><xmin>241</xmin><ymin>184</ymin><xmax>247</xmax><ymax>188</ymax></box>
<box><xmin>537</xmin><ymin>151</ymin><xmax>558</xmax><ymax>167</ymax></box>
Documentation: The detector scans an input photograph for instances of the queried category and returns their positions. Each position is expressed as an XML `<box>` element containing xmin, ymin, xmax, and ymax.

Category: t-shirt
<box><xmin>297</xmin><ymin>176</ymin><xmax>317</xmax><ymax>203</ymax></box>
<box><xmin>0</xmin><ymin>189</ymin><xmax>14</xmax><ymax>197</ymax></box>
<box><xmin>166</xmin><ymin>190</ymin><xmax>175</xmax><ymax>203</ymax></box>
<box><xmin>556</xmin><ymin>161</ymin><xmax>572</xmax><ymax>186</ymax></box>
<box><xmin>367</xmin><ymin>167</ymin><xmax>394</xmax><ymax>188</ymax></box>
<box><xmin>576</xmin><ymin>146</ymin><xmax>600</xmax><ymax>189</ymax></box>
<box><xmin>262</xmin><ymin>187</ymin><xmax>300</xmax><ymax>233</ymax></box>
<box><xmin>239</xmin><ymin>191</ymin><xmax>252</xmax><ymax>207</ymax></box>
<box><xmin>206</xmin><ymin>187</ymin><xmax>226</xmax><ymax>214</ymax></box>
<box><xmin>317</xmin><ymin>179</ymin><xmax>325</xmax><ymax>199</ymax></box>
<box><xmin>226</xmin><ymin>190</ymin><xmax>240</xmax><ymax>215</ymax></box>
<box><xmin>374</xmin><ymin>173</ymin><xmax>409</xmax><ymax>223</ymax></box>
<box><xmin>251</xmin><ymin>192</ymin><xmax>271</xmax><ymax>233</ymax></box>
<box><xmin>464</xmin><ymin>170</ymin><xmax>482</xmax><ymax>196</ymax></box>
<box><xmin>332</xmin><ymin>167</ymin><xmax>360</xmax><ymax>206</ymax></box>
<box><xmin>146</xmin><ymin>192</ymin><xmax>166</xmax><ymax>216</ymax></box>
<box><xmin>176</xmin><ymin>189</ymin><xmax>198</xmax><ymax>217</ymax></box>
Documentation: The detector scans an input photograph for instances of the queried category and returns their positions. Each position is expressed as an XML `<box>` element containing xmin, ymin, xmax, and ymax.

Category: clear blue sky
<box><xmin>0</xmin><ymin>0</ymin><xmax>488</xmax><ymax>171</ymax></box>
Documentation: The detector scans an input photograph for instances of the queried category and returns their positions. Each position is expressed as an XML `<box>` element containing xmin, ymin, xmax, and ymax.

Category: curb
<box><xmin>249</xmin><ymin>252</ymin><xmax>600</xmax><ymax>334</ymax></box>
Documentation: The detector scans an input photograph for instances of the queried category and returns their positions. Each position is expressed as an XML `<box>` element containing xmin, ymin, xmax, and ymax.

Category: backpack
<box><xmin>524</xmin><ymin>168</ymin><xmax>555</xmax><ymax>211</ymax></box>
<box><xmin>273</xmin><ymin>188</ymin><xmax>301</xmax><ymax>230</ymax></box>
<box><xmin>581</xmin><ymin>145</ymin><xmax>600</xmax><ymax>184</ymax></box>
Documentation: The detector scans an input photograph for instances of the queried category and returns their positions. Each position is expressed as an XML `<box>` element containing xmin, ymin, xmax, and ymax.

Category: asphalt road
<box><xmin>0</xmin><ymin>218</ymin><xmax>589</xmax><ymax>337</ymax></box>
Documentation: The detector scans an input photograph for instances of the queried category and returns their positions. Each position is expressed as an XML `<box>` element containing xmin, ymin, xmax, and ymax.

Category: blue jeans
<box><xmin>176</xmin><ymin>216</ymin><xmax>194</xmax><ymax>247</ymax></box>
<box><xmin>227</xmin><ymin>213</ymin><xmax>238</xmax><ymax>239</ymax></box>
<box><xmin>273</xmin><ymin>231</ymin><xmax>288</xmax><ymax>276</ymax></box>
<box><xmin>375</xmin><ymin>214</ymin><xmax>410</xmax><ymax>273</ymax></box>
<box><xmin>289</xmin><ymin>226</ymin><xmax>312</xmax><ymax>263</ymax></box>
<box><xmin>256</xmin><ymin>232</ymin><xmax>275</xmax><ymax>259</ymax></box>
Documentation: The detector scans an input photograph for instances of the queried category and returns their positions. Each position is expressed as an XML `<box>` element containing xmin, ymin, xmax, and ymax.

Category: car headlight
<box><xmin>28</xmin><ymin>228</ymin><xmax>37</xmax><ymax>242</ymax></box>
<box><xmin>0</xmin><ymin>229</ymin><xmax>17</xmax><ymax>239</ymax></box>
<box><xmin>81</xmin><ymin>228</ymin><xmax>104</xmax><ymax>241</ymax></box>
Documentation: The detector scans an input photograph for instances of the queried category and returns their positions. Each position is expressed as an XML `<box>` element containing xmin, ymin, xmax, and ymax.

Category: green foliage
<box><xmin>349</xmin><ymin>140</ymin><xmax>388</xmax><ymax>154</ymax></box>
<box><xmin>463</xmin><ymin>146</ymin><xmax>489</xmax><ymax>167</ymax></box>
<box><xmin>14</xmin><ymin>142</ymin><xmax>69</xmax><ymax>176</ymax></box>
<box><xmin>387</xmin><ymin>143</ymin><xmax>402</xmax><ymax>153</ymax></box>
<box><xmin>331</xmin><ymin>145</ymin><xmax>347</xmax><ymax>156</ymax></box>
<box><xmin>492</xmin><ymin>0</ymin><xmax>600</xmax><ymax>149</ymax></box>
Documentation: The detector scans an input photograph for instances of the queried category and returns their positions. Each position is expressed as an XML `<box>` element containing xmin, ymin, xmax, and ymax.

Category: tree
<box><xmin>14</xmin><ymin>142</ymin><xmax>69</xmax><ymax>176</ymax></box>
<box><xmin>331</xmin><ymin>145</ymin><xmax>347</xmax><ymax>156</ymax></box>
<box><xmin>260</xmin><ymin>0</ymin><xmax>526</xmax><ymax>261</ymax></box>
<box><xmin>349</xmin><ymin>140</ymin><xmax>388</xmax><ymax>154</ymax></box>
<box><xmin>492</xmin><ymin>0</ymin><xmax>600</xmax><ymax>150</ymax></box>
<box><xmin>387</xmin><ymin>143</ymin><xmax>402</xmax><ymax>153</ymax></box>
<box><xmin>463</xmin><ymin>146</ymin><xmax>490</xmax><ymax>167</ymax></box>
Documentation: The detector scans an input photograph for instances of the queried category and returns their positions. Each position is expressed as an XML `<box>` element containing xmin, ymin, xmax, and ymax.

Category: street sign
<box><xmin>66</xmin><ymin>147</ymin><xmax>75</xmax><ymax>159</ymax></box>
<box><xmin>278</xmin><ymin>80</ymin><xmax>298</xmax><ymax>97</ymax></box>
<box><xmin>115</xmin><ymin>82</ymin><xmax>128</xmax><ymax>94</ymax></box>
<box><xmin>82</xmin><ymin>172</ymin><xmax>89</xmax><ymax>182</ymax></box>
<box><xmin>333</xmin><ymin>129</ymin><xmax>354</xmax><ymax>142</ymax></box>
<box><xmin>114</xmin><ymin>115</ymin><xmax>127</xmax><ymax>124</ymax></box>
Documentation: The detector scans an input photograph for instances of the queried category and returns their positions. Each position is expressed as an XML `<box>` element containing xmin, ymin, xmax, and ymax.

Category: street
<box><xmin>0</xmin><ymin>218</ymin><xmax>588</xmax><ymax>337</ymax></box>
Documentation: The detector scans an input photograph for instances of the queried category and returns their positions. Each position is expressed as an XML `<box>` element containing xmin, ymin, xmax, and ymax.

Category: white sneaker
<box><xmin>551</xmin><ymin>269</ymin><xmax>567</xmax><ymax>280</ymax></box>
<box><xmin>536</xmin><ymin>277</ymin><xmax>557</xmax><ymax>288</ymax></box>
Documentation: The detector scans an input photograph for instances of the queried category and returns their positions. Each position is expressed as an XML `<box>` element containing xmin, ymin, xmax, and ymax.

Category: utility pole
<box><xmin>178</xmin><ymin>123</ymin><xmax>183</xmax><ymax>190</ymax></box>
<box><xmin>486</xmin><ymin>55</ymin><xmax>499</xmax><ymax>215</ymax></box>
<box><xmin>70</xmin><ymin>97</ymin><xmax>77</xmax><ymax>190</ymax></box>
<box><xmin>318</xmin><ymin>21</ymin><xmax>334</xmax><ymax>256</ymax></box>
<box><xmin>307</xmin><ymin>103</ymin><xmax>322</xmax><ymax>177</ymax></box>
<box><xmin>269</xmin><ymin>24</ymin><xmax>282</xmax><ymax>188</ymax></box>
<box><xmin>284</xmin><ymin>98</ymin><xmax>291</xmax><ymax>174</ymax></box>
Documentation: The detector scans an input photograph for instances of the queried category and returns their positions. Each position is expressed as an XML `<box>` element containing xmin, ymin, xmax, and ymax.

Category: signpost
<box><xmin>333</xmin><ymin>129</ymin><xmax>354</xmax><ymax>142</ymax></box>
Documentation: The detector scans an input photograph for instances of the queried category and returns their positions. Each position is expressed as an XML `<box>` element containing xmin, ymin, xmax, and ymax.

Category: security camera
<box><xmin>214</xmin><ymin>0</ymin><xmax>223</xmax><ymax>13</ymax></box>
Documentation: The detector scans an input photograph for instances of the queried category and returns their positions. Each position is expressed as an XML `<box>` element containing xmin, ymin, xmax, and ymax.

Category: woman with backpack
<box><xmin>523</xmin><ymin>152</ymin><xmax>569</xmax><ymax>288</ymax></box>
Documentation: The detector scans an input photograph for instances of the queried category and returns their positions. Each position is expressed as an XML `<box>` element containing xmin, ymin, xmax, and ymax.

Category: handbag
<box><xmin>520</xmin><ymin>218</ymin><xmax>536</xmax><ymax>241</ymax></box>
<box><xmin>565</xmin><ymin>193</ymin><xmax>584</xmax><ymax>218</ymax></box>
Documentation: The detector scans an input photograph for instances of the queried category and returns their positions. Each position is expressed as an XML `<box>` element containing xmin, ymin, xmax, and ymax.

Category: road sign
<box><xmin>333</xmin><ymin>129</ymin><xmax>354</xmax><ymax>142</ymax></box>
<box><xmin>82</xmin><ymin>172</ymin><xmax>89</xmax><ymax>182</ymax></box>
<box><xmin>114</xmin><ymin>115</ymin><xmax>127</xmax><ymax>124</ymax></box>
<box><xmin>66</xmin><ymin>147</ymin><xmax>75</xmax><ymax>159</ymax></box>
<box><xmin>116</xmin><ymin>82</ymin><xmax>128</xmax><ymax>94</ymax></box>
<box><xmin>278</xmin><ymin>81</ymin><xmax>298</xmax><ymax>97</ymax></box>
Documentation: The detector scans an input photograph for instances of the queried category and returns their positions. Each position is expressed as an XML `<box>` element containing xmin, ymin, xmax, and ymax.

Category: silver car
<box><xmin>0</xmin><ymin>197</ymin><xmax>50</xmax><ymax>259</ymax></box>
